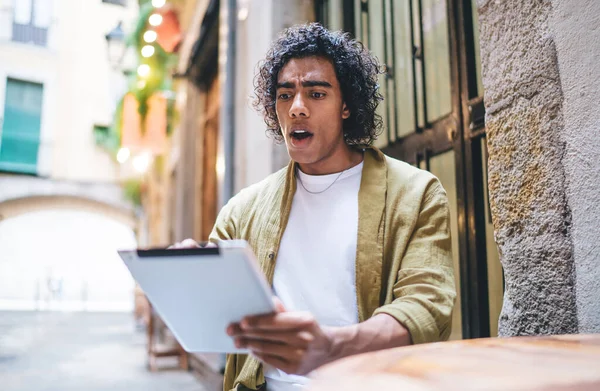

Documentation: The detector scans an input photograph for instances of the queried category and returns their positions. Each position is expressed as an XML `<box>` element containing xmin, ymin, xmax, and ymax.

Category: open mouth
<box><xmin>290</xmin><ymin>129</ymin><xmax>313</xmax><ymax>141</ymax></box>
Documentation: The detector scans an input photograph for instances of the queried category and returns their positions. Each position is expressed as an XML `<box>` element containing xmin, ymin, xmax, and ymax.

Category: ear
<box><xmin>342</xmin><ymin>102</ymin><xmax>351</xmax><ymax>119</ymax></box>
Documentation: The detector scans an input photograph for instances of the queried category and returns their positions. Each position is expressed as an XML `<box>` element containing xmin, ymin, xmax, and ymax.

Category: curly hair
<box><xmin>253</xmin><ymin>23</ymin><xmax>384</xmax><ymax>145</ymax></box>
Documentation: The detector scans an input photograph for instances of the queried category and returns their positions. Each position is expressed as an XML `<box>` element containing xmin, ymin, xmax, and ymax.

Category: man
<box><xmin>177</xmin><ymin>23</ymin><xmax>455</xmax><ymax>391</ymax></box>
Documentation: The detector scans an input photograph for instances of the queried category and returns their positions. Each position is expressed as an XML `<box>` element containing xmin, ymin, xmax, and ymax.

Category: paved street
<box><xmin>0</xmin><ymin>311</ymin><xmax>213</xmax><ymax>391</ymax></box>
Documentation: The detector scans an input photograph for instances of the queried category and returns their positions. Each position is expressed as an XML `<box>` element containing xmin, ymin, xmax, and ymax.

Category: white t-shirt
<box><xmin>263</xmin><ymin>161</ymin><xmax>363</xmax><ymax>391</ymax></box>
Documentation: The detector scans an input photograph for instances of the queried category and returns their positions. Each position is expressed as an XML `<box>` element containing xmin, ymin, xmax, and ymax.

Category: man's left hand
<box><xmin>226</xmin><ymin>298</ymin><xmax>336</xmax><ymax>375</ymax></box>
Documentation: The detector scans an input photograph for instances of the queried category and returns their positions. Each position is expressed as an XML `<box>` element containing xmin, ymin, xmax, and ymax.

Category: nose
<box><xmin>289</xmin><ymin>94</ymin><xmax>309</xmax><ymax>118</ymax></box>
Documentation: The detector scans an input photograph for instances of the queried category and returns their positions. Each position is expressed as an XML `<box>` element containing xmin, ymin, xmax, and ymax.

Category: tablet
<box><xmin>118</xmin><ymin>240</ymin><xmax>275</xmax><ymax>353</ymax></box>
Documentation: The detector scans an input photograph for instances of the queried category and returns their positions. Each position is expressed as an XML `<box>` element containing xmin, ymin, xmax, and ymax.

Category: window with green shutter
<box><xmin>0</xmin><ymin>78</ymin><xmax>44</xmax><ymax>174</ymax></box>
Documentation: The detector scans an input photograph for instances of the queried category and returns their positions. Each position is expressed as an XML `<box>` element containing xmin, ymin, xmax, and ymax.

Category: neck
<box><xmin>297</xmin><ymin>148</ymin><xmax>364</xmax><ymax>175</ymax></box>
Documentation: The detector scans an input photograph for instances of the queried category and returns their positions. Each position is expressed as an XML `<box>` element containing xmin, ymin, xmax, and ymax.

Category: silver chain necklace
<box><xmin>296</xmin><ymin>167</ymin><xmax>346</xmax><ymax>194</ymax></box>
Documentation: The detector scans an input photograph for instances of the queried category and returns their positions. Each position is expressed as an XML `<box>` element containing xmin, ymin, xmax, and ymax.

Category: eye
<box><xmin>277</xmin><ymin>93</ymin><xmax>292</xmax><ymax>100</ymax></box>
<box><xmin>311</xmin><ymin>92</ymin><xmax>326</xmax><ymax>99</ymax></box>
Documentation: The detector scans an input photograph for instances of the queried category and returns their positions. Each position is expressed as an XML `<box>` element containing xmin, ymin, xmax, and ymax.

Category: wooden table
<box><xmin>309</xmin><ymin>335</ymin><xmax>600</xmax><ymax>391</ymax></box>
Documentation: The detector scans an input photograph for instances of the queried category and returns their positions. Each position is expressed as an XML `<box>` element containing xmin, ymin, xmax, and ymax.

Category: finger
<box><xmin>244</xmin><ymin>339</ymin><xmax>305</xmax><ymax>363</ymax></box>
<box><xmin>233</xmin><ymin>329</ymin><xmax>314</xmax><ymax>348</ymax></box>
<box><xmin>181</xmin><ymin>238</ymin><xmax>200</xmax><ymax>248</ymax></box>
<box><xmin>273</xmin><ymin>296</ymin><xmax>286</xmax><ymax>313</ymax></box>
<box><xmin>242</xmin><ymin>312</ymin><xmax>314</xmax><ymax>331</ymax></box>
<box><xmin>226</xmin><ymin>323</ymin><xmax>242</xmax><ymax>336</ymax></box>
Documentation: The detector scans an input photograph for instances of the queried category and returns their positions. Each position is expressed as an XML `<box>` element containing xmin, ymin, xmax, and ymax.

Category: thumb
<box><xmin>273</xmin><ymin>296</ymin><xmax>286</xmax><ymax>313</ymax></box>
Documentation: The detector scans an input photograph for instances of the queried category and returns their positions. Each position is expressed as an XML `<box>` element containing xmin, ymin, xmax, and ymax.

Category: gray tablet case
<box><xmin>118</xmin><ymin>240</ymin><xmax>275</xmax><ymax>353</ymax></box>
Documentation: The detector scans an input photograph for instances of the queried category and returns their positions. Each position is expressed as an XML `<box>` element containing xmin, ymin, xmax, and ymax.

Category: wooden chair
<box><xmin>146</xmin><ymin>301</ymin><xmax>189</xmax><ymax>372</ymax></box>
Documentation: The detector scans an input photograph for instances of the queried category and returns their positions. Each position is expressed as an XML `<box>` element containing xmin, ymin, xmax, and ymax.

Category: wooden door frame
<box><xmin>316</xmin><ymin>0</ymin><xmax>492</xmax><ymax>339</ymax></box>
<box><xmin>451</xmin><ymin>0</ymin><xmax>490</xmax><ymax>338</ymax></box>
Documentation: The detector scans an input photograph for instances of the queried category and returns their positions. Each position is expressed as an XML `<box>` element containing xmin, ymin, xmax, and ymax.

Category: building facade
<box><xmin>0</xmin><ymin>0</ymin><xmax>141</xmax><ymax>312</ymax></box>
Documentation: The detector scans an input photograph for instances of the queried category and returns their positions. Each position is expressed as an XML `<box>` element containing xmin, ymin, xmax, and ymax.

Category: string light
<box><xmin>238</xmin><ymin>0</ymin><xmax>250</xmax><ymax>21</ymax></box>
<box><xmin>152</xmin><ymin>0</ymin><xmax>166</xmax><ymax>7</ymax></box>
<box><xmin>143</xmin><ymin>30</ymin><xmax>157</xmax><ymax>43</ymax></box>
<box><xmin>133</xmin><ymin>153</ymin><xmax>152</xmax><ymax>173</ymax></box>
<box><xmin>141</xmin><ymin>45</ymin><xmax>155</xmax><ymax>57</ymax></box>
<box><xmin>137</xmin><ymin>64</ymin><xmax>150</xmax><ymax>77</ymax></box>
<box><xmin>238</xmin><ymin>7</ymin><xmax>249</xmax><ymax>21</ymax></box>
<box><xmin>149</xmin><ymin>14</ymin><xmax>163</xmax><ymax>26</ymax></box>
<box><xmin>117</xmin><ymin>148</ymin><xmax>130</xmax><ymax>164</ymax></box>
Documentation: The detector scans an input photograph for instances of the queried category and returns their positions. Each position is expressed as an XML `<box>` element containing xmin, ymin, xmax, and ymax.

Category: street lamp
<box><xmin>105</xmin><ymin>21</ymin><xmax>126</xmax><ymax>69</ymax></box>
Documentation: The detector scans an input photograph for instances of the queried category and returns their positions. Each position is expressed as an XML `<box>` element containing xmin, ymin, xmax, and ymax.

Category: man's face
<box><xmin>275</xmin><ymin>56</ymin><xmax>351</xmax><ymax>175</ymax></box>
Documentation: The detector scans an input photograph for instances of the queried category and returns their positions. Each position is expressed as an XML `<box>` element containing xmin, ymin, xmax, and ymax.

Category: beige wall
<box><xmin>233</xmin><ymin>0</ymin><xmax>315</xmax><ymax>193</ymax></box>
<box><xmin>0</xmin><ymin>0</ymin><xmax>138</xmax><ymax>182</ymax></box>
<box><xmin>234</xmin><ymin>0</ymin><xmax>275</xmax><ymax>193</ymax></box>
<box><xmin>552</xmin><ymin>0</ymin><xmax>600</xmax><ymax>333</ymax></box>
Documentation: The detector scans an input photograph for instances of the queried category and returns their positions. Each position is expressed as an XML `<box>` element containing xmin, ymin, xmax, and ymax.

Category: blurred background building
<box><xmin>0</xmin><ymin>0</ymin><xmax>140</xmax><ymax>312</ymax></box>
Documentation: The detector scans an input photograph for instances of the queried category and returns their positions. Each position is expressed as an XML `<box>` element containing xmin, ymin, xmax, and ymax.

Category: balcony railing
<box><xmin>102</xmin><ymin>0</ymin><xmax>127</xmax><ymax>6</ymax></box>
<box><xmin>12</xmin><ymin>22</ymin><xmax>48</xmax><ymax>47</ymax></box>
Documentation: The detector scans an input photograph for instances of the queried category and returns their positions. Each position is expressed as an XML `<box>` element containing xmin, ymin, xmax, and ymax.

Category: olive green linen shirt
<box><xmin>209</xmin><ymin>147</ymin><xmax>456</xmax><ymax>391</ymax></box>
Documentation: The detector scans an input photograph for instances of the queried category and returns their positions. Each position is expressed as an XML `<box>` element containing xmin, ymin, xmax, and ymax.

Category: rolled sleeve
<box><xmin>209</xmin><ymin>197</ymin><xmax>237</xmax><ymax>242</ymax></box>
<box><xmin>374</xmin><ymin>180</ymin><xmax>456</xmax><ymax>344</ymax></box>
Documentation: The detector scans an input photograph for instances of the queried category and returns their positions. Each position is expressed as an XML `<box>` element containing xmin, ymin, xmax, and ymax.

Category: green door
<box><xmin>0</xmin><ymin>78</ymin><xmax>44</xmax><ymax>174</ymax></box>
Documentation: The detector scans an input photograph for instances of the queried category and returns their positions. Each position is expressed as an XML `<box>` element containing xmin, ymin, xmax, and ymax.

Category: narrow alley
<box><xmin>0</xmin><ymin>311</ymin><xmax>212</xmax><ymax>391</ymax></box>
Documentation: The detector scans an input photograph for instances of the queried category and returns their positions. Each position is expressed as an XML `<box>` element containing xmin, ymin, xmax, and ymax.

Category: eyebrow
<box><xmin>276</xmin><ymin>80</ymin><xmax>333</xmax><ymax>89</ymax></box>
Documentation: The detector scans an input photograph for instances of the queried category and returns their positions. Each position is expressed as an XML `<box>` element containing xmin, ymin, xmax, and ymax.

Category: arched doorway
<box><xmin>0</xmin><ymin>196</ymin><xmax>138</xmax><ymax>312</ymax></box>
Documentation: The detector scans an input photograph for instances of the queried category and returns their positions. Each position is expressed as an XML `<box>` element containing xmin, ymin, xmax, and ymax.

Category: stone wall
<box><xmin>477</xmin><ymin>0</ymin><xmax>578</xmax><ymax>335</ymax></box>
